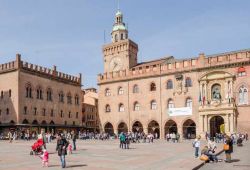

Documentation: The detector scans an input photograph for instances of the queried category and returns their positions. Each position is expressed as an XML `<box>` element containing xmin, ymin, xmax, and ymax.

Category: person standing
<box><xmin>193</xmin><ymin>135</ymin><xmax>201</xmax><ymax>158</ymax></box>
<box><xmin>246</xmin><ymin>133</ymin><xmax>248</xmax><ymax>141</ymax></box>
<box><xmin>119</xmin><ymin>133</ymin><xmax>125</xmax><ymax>149</ymax></box>
<box><xmin>8</xmin><ymin>131</ymin><xmax>13</xmax><ymax>143</ymax></box>
<box><xmin>224</xmin><ymin>135</ymin><xmax>233</xmax><ymax>163</ymax></box>
<box><xmin>71</xmin><ymin>131</ymin><xmax>77</xmax><ymax>151</ymax></box>
<box><xmin>56</xmin><ymin>134</ymin><xmax>69</xmax><ymax>168</ymax></box>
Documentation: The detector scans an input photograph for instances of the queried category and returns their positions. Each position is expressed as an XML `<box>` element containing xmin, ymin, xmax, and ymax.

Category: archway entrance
<box><xmin>165</xmin><ymin>120</ymin><xmax>177</xmax><ymax>135</ymax></box>
<box><xmin>132</xmin><ymin>121</ymin><xmax>143</xmax><ymax>133</ymax></box>
<box><xmin>183</xmin><ymin>119</ymin><xmax>196</xmax><ymax>139</ymax></box>
<box><xmin>118</xmin><ymin>122</ymin><xmax>128</xmax><ymax>134</ymax></box>
<box><xmin>210</xmin><ymin>116</ymin><xmax>224</xmax><ymax>137</ymax></box>
<box><xmin>148</xmin><ymin>120</ymin><xmax>160</xmax><ymax>138</ymax></box>
<box><xmin>104</xmin><ymin>122</ymin><xmax>114</xmax><ymax>135</ymax></box>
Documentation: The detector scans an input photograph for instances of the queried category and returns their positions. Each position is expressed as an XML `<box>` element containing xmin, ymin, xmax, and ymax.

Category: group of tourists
<box><xmin>194</xmin><ymin>132</ymin><xmax>248</xmax><ymax>164</ymax></box>
<box><xmin>165</xmin><ymin>132</ymin><xmax>181</xmax><ymax>143</ymax></box>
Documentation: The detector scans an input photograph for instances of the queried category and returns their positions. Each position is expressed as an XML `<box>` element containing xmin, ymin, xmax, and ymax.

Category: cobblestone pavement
<box><xmin>0</xmin><ymin>139</ymin><xmax>219</xmax><ymax>170</ymax></box>
<box><xmin>201</xmin><ymin>140</ymin><xmax>250</xmax><ymax>170</ymax></box>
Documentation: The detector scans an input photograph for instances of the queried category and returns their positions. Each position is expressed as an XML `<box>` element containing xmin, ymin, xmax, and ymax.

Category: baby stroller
<box><xmin>30</xmin><ymin>138</ymin><xmax>44</xmax><ymax>155</ymax></box>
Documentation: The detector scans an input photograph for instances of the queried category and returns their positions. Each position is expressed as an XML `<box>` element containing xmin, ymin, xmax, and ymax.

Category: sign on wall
<box><xmin>168</xmin><ymin>107</ymin><xmax>192</xmax><ymax>116</ymax></box>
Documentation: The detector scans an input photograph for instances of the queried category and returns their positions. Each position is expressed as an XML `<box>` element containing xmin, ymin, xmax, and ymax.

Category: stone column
<box><xmin>114</xmin><ymin>128</ymin><xmax>118</xmax><ymax>136</ymax></box>
<box><xmin>204</xmin><ymin>83</ymin><xmax>208</xmax><ymax>104</ymax></box>
<box><xmin>144</xmin><ymin>126</ymin><xmax>148</xmax><ymax>135</ymax></box>
<box><xmin>204</xmin><ymin>115</ymin><xmax>208</xmax><ymax>132</ymax></box>
<box><xmin>224</xmin><ymin>114</ymin><xmax>230</xmax><ymax>135</ymax></box>
<box><xmin>230</xmin><ymin>113</ymin><xmax>234</xmax><ymax>133</ymax></box>
<box><xmin>199</xmin><ymin>115</ymin><xmax>204</xmax><ymax>133</ymax></box>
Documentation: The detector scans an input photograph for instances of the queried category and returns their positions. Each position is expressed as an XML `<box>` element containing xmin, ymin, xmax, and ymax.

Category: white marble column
<box><xmin>204</xmin><ymin>115</ymin><xmax>208</xmax><ymax>132</ymax></box>
<box><xmin>224</xmin><ymin>114</ymin><xmax>230</xmax><ymax>135</ymax></box>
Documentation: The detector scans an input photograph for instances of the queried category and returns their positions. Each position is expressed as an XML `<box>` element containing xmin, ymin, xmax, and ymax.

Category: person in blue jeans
<box><xmin>193</xmin><ymin>135</ymin><xmax>201</xmax><ymax>158</ymax></box>
<box><xmin>56</xmin><ymin>134</ymin><xmax>69</xmax><ymax>168</ymax></box>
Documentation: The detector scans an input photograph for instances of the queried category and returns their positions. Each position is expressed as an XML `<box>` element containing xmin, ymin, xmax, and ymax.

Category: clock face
<box><xmin>110</xmin><ymin>57</ymin><xmax>123</xmax><ymax>71</ymax></box>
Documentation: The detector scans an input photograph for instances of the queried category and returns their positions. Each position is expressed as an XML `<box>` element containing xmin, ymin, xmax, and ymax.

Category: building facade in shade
<box><xmin>82</xmin><ymin>88</ymin><xmax>100</xmax><ymax>132</ymax></box>
<box><xmin>0</xmin><ymin>54</ymin><xmax>82</xmax><ymax>135</ymax></box>
<box><xmin>98</xmin><ymin>9</ymin><xmax>250</xmax><ymax>139</ymax></box>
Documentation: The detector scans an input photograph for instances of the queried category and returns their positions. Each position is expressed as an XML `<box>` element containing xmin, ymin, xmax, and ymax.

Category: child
<box><xmin>39</xmin><ymin>148</ymin><xmax>49</xmax><ymax>167</ymax></box>
<box><xmin>68</xmin><ymin>142</ymin><xmax>73</xmax><ymax>154</ymax></box>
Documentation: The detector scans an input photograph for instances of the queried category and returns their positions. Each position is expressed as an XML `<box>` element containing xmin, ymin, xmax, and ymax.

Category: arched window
<box><xmin>59</xmin><ymin>91</ymin><xmax>64</xmax><ymax>103</ymax></box>
<box><xmin>115</xmin><ymin>34</ymin><xmax>118</xmax><ymax>42</ymax></box>
<box><xmin>119</xmin><ymin>103</ymin><xmax>125</xmax><ymax>112</ymax></box>
<box><xmin>150</xmin><ymin>82</ymin><xmax>156</xmax><ymax>91</ymax></box>
<box><xmin>186</xmin><ymin>98</ymin><xmax>192</xmax><ymax>107</ymax></box>
<box><xmin>1</xmin><ymin>91</ymin><xmax>3</xmax><ymax>98</ymax></box>
<box><xmin>6</xmin><ymin>108</ymin><xmax>9</xmax><ymax>115</ymax></box>
<box><xmin>166</xmin><ymin>80</ymin><xmax>173</xmax><ymax>89</ymax></box>
<box><xmin>105</xmin><ymin>88</ymin><xmax>111</xmax><ymax>96</ymax></box>
<box><xmin>75</xmin><ymin>95</ymin><xmax>79</xmax><ymax>105</ymax></box>
<box><xmin>134</xmin><ymin>102</ymin><xmax>140</xmax><ymax>111</ymax></box>
<box><xmin>47</xmin><ymin>88</ymin><xmax>52</xmax><ymax>101</ymax></box>
<box><xmin>105</xmin><ymin>104</ymin><xmax>111</xmax><ymax>112</ymax></box>
<box><xmin>9</xmin><ymin>89</ymin><xmax>11</xmax><ymax>97</ymax></box>
<box><xmin>168</xmin><ymin>99</ymin><xmax>174</xmax><ymax>108</ymax></box>
<box><xmin>36</xmin><ymin>86</ymin><xmax>43</xmax><ymax>100</ymax></box>
<box><xmin>118</xmin><ymin>87</ymin><xmax>124</xmax><ymax>95</ymax></box>
<box><xmin>24</xmin><ymin>106</ymin><xmax>27</xmax><ymax>115</ymax></box>
<box><xmin>151</xmin><ymin>100</ymin><xmax>157</xmax><ymax>110</ymax></box>
<box><xmin>185</xmin><ymin>77</ymin><xmax>192</xmax><ymax>87</ymax></box>
<box><xmin>25</xmin><ymin>83</ymin><xmax>32</xmax><ymax>98</ymax></box>
<box><xmin>121</xmin><ymin>33</ymin><xmax>124</xmax><ymax>40</ymax></box>
<box><xmin>67</xmin><ymin>93</ymin><xmax>72</xmax><ymax>104</ymax></box>
<box><xmin>133</xmin><ymin>84</ymin><xmax>139</xmax><ymax>93</ymax></box>
<box><xmin>239</xmin><ymin>86</ymin><xmax>248</xmax><ymax>105</ymax></box>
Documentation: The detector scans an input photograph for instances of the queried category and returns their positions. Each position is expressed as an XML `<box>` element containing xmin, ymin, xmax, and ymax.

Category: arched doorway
<box><xmin>32</xmin><ymin>120</ymin><xmax>39</xmax><ymax>125</ymax></box>
<box><xmin>148</xmin><ymin>120</ymin><xmax>160</xmax><ymax>138</ymax></box>
<box><xmin>132</xmin><ymin>121</ymin><xmax>143</xmax><ymax>133</ymax></box>
<box><xmin>104</xmin><ymin>122</ymin><xmax>114</xmax><ymax>135</ymax></box>
<box><xmin>183</xmin><ymin>119</ymin><xmax>196</xmax><ymax>139</ymax></box>
<box><xmin>165</xmin><ymin>120</ymin><xmax>178</xmax><ymax>135</ymax></box>
<box><xmin>118</xmin><ymin>122</ymin><xmax>128</xmax><ymax>134</ymax></box>
<box><xmin>210</xmin><ymin>116</ymin><xmax>224</xmax><ymax>137</ymax></box>
<box><xmin>22</xmin><ymin>119</ymin><xmax>29</xmax><ymax>124</ymax></box>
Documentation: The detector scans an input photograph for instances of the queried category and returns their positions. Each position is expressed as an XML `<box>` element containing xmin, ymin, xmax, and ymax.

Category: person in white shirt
<box><xmin>193</xmin><ymin>135</ymin><xmax>201</xmax><ymax>158</ymax></box>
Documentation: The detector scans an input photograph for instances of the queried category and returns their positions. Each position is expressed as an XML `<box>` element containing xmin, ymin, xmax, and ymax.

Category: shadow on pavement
<box><xmin>230</xmin><ymin>159</ymin><xmax>240</xmax><ymax>163</ymax></box>
<box><xmin>49</xmin><ymin>165</ymin><xmax>60</xmax><ymax>167</ymax></box>
<box><xmin>66</xmin><ymin>164</ymin><xmax>87</xmax><ymax>168</ymax></box>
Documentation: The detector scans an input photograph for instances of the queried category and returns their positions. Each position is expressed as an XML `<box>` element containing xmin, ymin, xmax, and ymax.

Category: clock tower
<box><xmin>102</xmin><ymin>9</ymin><xmax>138</xmax><ymax>73</ymax></box>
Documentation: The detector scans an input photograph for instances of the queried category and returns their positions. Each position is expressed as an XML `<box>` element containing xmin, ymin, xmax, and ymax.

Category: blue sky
<box><xmin>0</xmin><ymin>0</ymin><xmax>250</xmax><ymax>88</ymax></box>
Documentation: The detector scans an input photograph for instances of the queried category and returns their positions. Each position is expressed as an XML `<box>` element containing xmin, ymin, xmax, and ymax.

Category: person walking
<box><xmin>224</xmin><ymin>135</ymin><xmax>233</xmax><ymax>163</ymax></box>
<box><xmin>71</xmin><ymin>131</ymin><xmax>77</xmax><ymax>151</ymax></box>
<box><xmin>193</xmin><ymin>135</ymin><xmax>201</xmax><ymax>158</ymax></box>
<box><xmin>56</xmin><ymin>134</ymin><xmax>69</xmax><ymax>168</ymax></box>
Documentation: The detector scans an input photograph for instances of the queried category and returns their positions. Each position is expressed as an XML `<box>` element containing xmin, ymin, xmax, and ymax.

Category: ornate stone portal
<box><xmin>198</xmin><ymin>71</ymin><xmax>236</xmax><ymax>137</ymax></box>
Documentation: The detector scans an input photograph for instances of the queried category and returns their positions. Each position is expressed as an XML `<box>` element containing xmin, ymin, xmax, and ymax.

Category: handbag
<box><xmin>224</xmin><ymin>144</ymin><xmax>229</xmax><ymax>151</ymax></box>
<box><xmin>200</xmin><ymin>154</ymin><xmax>209</xmax><ymax>161</ymax></box>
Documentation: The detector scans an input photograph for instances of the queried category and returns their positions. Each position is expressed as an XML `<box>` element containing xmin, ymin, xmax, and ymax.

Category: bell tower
<box><xmin>102</xmin><ymin>8</ymin><xmax>138</xmax><ymax>73</ymax></box>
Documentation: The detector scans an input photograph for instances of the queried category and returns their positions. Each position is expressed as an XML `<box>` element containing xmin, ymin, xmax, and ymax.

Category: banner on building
<box><xmin>168</xmin><ymin>107</ymin><xmax>192</xmax><ymax>116</ymax></box>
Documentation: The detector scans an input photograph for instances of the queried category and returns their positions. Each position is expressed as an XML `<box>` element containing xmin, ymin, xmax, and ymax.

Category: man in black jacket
<box><xmin>56</xmin><ymin>134</ymin><xmax>69</xmax><ymax>168</ymax></box>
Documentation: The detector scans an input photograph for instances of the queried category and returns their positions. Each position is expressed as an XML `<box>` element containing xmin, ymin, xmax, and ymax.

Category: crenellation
<box><xmin>0</xmin><ymin>60</ymin><xmax>17</xmax><ymax>73</ymax></box>
<box><xmin>98</xmin><ymin>49</ymin><xmax>250</xmax><ymax>84</ymax></box>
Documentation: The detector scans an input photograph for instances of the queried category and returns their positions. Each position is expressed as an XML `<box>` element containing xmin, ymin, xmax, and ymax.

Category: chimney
<box><xmin>52</xmin><ymin>65</ymin><xmax>57</xmax><ymax>76</ymax></box>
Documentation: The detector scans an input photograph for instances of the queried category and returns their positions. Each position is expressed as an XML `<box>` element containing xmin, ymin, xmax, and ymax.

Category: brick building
<box><xmin>0</xmin><ymin>54</ymin><xmax>82</xmax><ymax>135</ymax></box>
<box><xmin>98</xmin><ymin>9</ymin><xmax>250</xmax><ymax>139</ymax></box>
<box><xmin>82</xmin><ymin>88</ymin><xmax>100</xmax><ymax>132</ymax></box>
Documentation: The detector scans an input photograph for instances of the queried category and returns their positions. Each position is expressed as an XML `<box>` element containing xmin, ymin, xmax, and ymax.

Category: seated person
<box><xmin>201</xmin><ymin>146</ymin><xmax>218</xmax><ymax>162</ymax></box>
<box><xmin>237</xmin><ymin>137</ymin><xmax>243</xmax><ymax>147</ymax></box>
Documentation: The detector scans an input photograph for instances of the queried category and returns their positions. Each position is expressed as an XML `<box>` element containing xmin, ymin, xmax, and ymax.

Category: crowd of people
<box><xmin>194</xmin><ymin>132</ymin><xmax>248</xmax><ymax>164</ymax></box>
